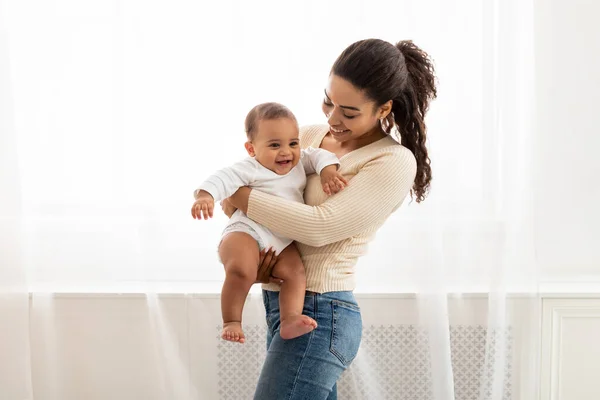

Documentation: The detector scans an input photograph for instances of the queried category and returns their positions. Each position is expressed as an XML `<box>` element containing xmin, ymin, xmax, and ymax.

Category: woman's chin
<box><xmin>329</xmin><ymin>128</ymin><xmax>352</xmax><ymax>140</ymax></box>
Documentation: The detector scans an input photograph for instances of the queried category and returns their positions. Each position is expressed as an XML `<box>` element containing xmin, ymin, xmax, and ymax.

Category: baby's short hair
<box><xmin>245</xmin><ymin>102</ymin><xmax>298</xmax><ymax>141</ymax></box>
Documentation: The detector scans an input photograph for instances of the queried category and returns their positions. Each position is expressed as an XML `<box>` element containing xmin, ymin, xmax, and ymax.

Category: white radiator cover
<box><xmin>23</xmin><ymin>294</ymin><xmax>551</xmax><ymax>400</ymax></box>
<box><xmin>217</xmin><ymin>324</ymin><xmax>513</xmax><ymax>400</ymax></box>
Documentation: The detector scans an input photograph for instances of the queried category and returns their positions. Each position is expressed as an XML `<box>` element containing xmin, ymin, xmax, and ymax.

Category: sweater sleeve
<box><xmin>246</xmin><ymin>147</ymin><xmax>417</xmax><ymax>247</ymax></box>
<box><xmin>194</xmin><ymin>158</ymin><xmax>256</xmax><ymax>202</ymax></box>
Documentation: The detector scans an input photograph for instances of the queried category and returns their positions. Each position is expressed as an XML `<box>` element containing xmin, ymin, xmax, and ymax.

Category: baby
<box><xmin>191</xmin><ymin>102</ymin><xmax>348</xmax><ymax>343</ymax></box>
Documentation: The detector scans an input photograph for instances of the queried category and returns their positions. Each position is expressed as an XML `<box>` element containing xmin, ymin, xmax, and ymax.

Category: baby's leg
<box><xmin>218</xmin><ymin>232</ymin><xmax>260</xmax><ymax>343</ymax></box>
<box><xmin>273</xmin><ymin>243</ymin><xmax>318</xmax><ymax>340</ymax></box>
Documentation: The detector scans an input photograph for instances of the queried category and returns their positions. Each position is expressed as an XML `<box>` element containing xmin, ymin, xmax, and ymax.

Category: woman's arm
<box><xmin>229</xmin><ymin>147</ymin><xmax>417</xmax><ymax>247</ymax></box>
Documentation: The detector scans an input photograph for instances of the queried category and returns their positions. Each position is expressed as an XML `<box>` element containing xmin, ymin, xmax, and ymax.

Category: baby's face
<box><xmin>246</xmin><ymin>118</ymin><xmax>301</xmax><ymax>175</ymax></box>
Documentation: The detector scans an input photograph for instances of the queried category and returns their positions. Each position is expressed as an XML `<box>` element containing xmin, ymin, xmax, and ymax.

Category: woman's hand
<box><xmin>220</xmin><ymin>198</ymin><xmax>237</xmax><ymax>218</ymax></box>
<box><xmin>229</xmin><ymin>186</ymin><xmax>252</xmax><ymax>214</ymax></box>
<box><xmin>255</xmin><ymin>248</ymin><xmax>283</xmax><ymax>285</ymax></box>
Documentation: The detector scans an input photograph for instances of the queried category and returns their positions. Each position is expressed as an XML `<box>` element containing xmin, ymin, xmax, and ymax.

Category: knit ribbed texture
<box><xmin>249</xmin><ymin>125</ymin><xmax>417</xmax><ymax>293</ymax></box>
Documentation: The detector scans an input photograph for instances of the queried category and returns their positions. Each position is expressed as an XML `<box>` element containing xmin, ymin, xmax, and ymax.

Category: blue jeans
<box><xmin>254</xmin><ymin>290</ymin><xmax>363</xmax><ymax>400</ymax></box>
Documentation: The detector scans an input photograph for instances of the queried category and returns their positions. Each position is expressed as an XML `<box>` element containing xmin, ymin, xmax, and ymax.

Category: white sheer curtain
<box><xmin>1</xmin><ymin>4</ymin><xmax>33</xmax><ymax>397</ymax></box>
<box><xmin>1</xmin><ymin>0</ymin><xmax>539</xmax><ymax>399</ymax></box>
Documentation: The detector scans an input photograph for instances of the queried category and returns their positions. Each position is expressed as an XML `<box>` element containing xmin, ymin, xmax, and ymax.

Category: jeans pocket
<box><xmin>329</xmin><ymin>300</ymin><xmax>362</xmax><ymax>366</ymax></box>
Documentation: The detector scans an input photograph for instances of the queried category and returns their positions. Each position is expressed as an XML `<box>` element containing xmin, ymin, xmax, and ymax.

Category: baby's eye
<box><xmin>290</xmin><ymin>141</ymin><xmax>299</xmax><ymax>146</ymax></box>
<box><xmin>269</xmin><ymin>143</ymin><xmax>280</xmax><ymax>148</ymax></box>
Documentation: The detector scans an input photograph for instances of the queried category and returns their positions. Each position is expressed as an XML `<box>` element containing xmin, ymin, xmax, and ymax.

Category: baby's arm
<box><xmin>300</xmin><ymin>147</ymin><xmax>348</xmax><ymax>195</ymax></box>
<box><xmin>300</xmin><ymin>147</ymin><xmax>339</xmax><ymax>175</ymax></box>
<box><xmin>191</xmin><ymin>158</ymin><xmax>256</xmax><ymax>220</ymax></box>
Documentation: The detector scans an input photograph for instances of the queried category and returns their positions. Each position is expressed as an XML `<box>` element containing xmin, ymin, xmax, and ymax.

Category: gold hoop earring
<box><xmin>380</xmin><ymin>116</ymin><xmax>392</xmax><ymax>133</ymax></box>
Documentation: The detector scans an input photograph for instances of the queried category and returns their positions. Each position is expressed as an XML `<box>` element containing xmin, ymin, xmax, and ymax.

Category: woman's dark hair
<box><xmin>332</xmin><ymin>39</ymin><xmax>437</xmax><ymax>203</ymax></box>
<box><xmin>245</xmin><ymin>102</ymin><xmax>298</xmax><ymax>141</ymax></box>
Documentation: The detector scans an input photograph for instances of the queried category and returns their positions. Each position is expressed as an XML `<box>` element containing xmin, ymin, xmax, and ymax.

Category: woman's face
<box><xmin>321</xmin><ymin>74</ymin><xmax>389</xmax><ymax>143</ymax></box>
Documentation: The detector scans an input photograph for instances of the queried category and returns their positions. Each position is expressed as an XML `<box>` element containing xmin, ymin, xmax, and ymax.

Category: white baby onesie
<box><xmin>195</xmin><ymin>147</ymin><xmax>339</xmax><ymax>254</ymax></box>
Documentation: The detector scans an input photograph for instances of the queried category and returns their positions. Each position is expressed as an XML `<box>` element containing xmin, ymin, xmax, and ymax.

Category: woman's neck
<box><xmin>341</xmin><ymin>126</ymin><xmax>387</xmax><ymax>151</ymax></box>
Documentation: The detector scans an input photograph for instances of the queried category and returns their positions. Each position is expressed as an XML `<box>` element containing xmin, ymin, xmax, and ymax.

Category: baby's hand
<box><xmin>320</xmin><ymin>165</ymin><xmax>348</xmax><ymax>196</ymax></box>
<box><xmin>191</xmin><ymin>190</ymin><xmax>215</xmax><ymax>220</ymax></box>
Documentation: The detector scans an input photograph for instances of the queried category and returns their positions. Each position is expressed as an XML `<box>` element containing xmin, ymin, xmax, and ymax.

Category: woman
<box><xmin>225</xmin><ymin>38</ymin><xmax>436</xmax><ymax>399</ymax></box>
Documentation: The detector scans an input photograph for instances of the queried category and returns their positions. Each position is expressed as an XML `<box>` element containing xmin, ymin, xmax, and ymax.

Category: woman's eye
<box><xmin>323</xmin><ymin>100</ymin><xmax>356</xmax><ymax>119</ymax></box>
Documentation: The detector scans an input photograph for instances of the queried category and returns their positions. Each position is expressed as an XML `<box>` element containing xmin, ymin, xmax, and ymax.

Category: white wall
<box><xmin>535</xmin><ymin>0</ymin><xmax>600</xmax><ymax>279</ymax></box>
<box><xmin>541</xmin><ymin>298</ymin><xmax>600</xmax><ymax>400</ymax></box>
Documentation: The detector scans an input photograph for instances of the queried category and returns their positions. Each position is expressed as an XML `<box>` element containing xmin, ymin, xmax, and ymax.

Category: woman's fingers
<box><xmin>267</xmin><ymin>248</ymin><xmax>278</xmax><ymax>269</ymax></box>
<box><xmin>262</xmin><ymin>248</ymin><xmax>276</xmax><ymax>268</ymax></box>
<box><xmin>220</xmin><ymin>199</ymin><xmax>237</xmax><ymax>218</ymax></box>
<box><xmin>256</xmin><ymin>248</ymin><xmax>278</xmax><ymax>283</ymax></box>
<box><xmin>256</xmin><ymin>248</ymin><xmax>275</xmax><ymax>283</ymax></box>
<box><xmin>269</xmin><ymin>276</ymin><xmax>284</xmax><ymax>285</ymax></box>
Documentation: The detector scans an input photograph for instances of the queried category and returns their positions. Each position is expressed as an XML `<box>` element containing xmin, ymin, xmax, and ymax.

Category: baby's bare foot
<box><xmin>222</xmin><ymin>322</ymin><xmax>245</xmax><ymax>343</ymax></box>
<box><xmin>280</xmin><ymin>315</ymin><xmax>317</xmax><ymax>340</ymax></box>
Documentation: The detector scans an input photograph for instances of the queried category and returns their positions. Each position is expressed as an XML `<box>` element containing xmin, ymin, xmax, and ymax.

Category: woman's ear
<box><xmin>245</xmin><ymin>141</ymin><xmax>255</xmax><ymax>157</ymax></box>
<box><xmin>378</xmin><ymin>100</ymin><xmax>393</xmax><ymax>120</ymax></box>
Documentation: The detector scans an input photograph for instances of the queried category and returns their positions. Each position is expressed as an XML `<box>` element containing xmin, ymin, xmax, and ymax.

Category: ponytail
<box><xmin>393</xmin><ymin>40</ymin><xmax>436</xmax><ymax>203</ymax></box>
